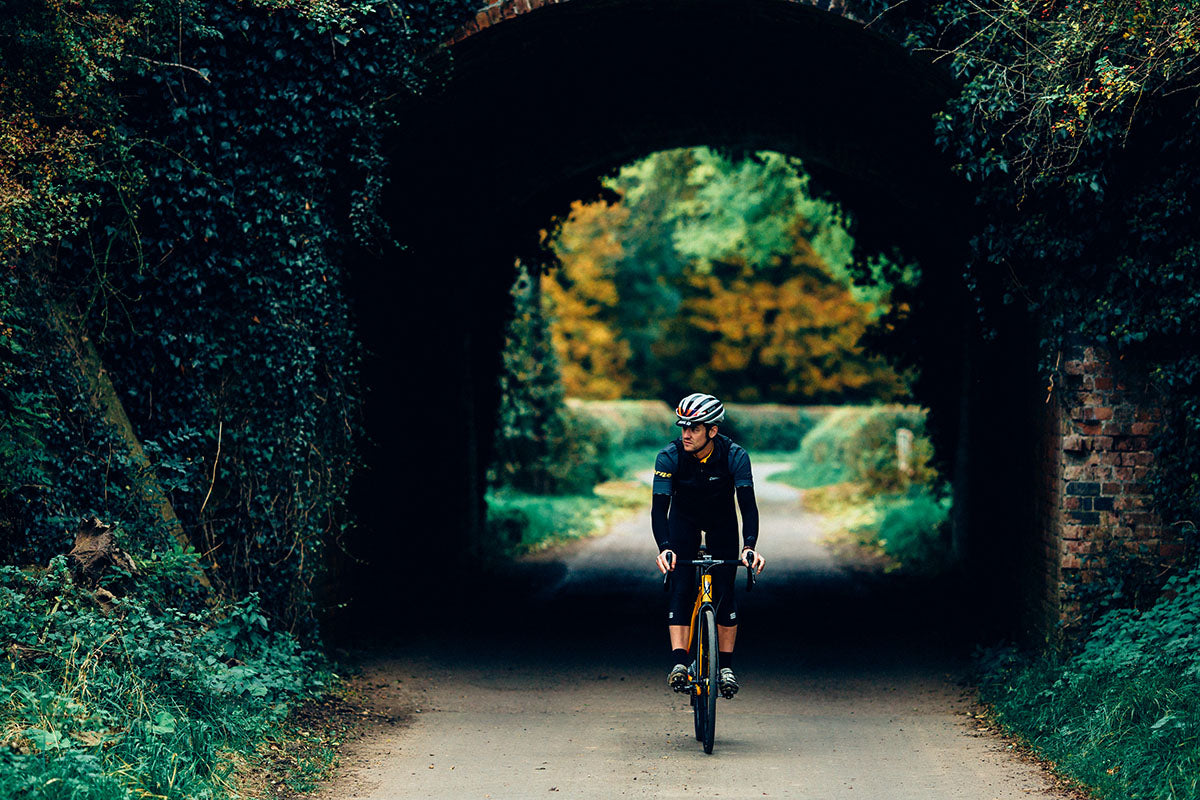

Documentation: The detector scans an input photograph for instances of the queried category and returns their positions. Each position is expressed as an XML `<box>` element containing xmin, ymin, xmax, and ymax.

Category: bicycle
<box><xmin>663</xmin><ymin>548</ymin><xmax>757</xmax><ymax>754</ymax></box>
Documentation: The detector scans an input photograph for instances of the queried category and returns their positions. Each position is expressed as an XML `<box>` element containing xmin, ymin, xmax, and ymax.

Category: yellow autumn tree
<box><xmin>675</xmin><ymin>231</ymin><xmax>906</xmax><ymax>402</ymax></box>
<box><xmin>541</xmin><ymin>200</ymin><xmax>633</xmax><ymax>399</ymax></box>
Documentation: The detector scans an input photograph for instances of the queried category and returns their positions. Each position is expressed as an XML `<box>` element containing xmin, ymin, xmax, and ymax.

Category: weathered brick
<box><xmin>1093</xmin><ymin>496</ymin><xmax>1115</xmax><ymax>512</ymax></box>
<box><xmin>1065</xmin><ymin>481</ymin><xmax>1100</xmax><ymax>496</ymax></box>
<box><xmin>1160</xmin><ymin>542</ymin><xmax>1186</xmax><ymax>559</ymax></box>
<box><xmin>1101</xmin><ymin>421</ymin><xmax>1125</xmax><ymax>436</ymax></box>
<box><xmin>1071</xmin><ymin>511</ymin><xmax>1101</xmax><ymax>525</ymax></box>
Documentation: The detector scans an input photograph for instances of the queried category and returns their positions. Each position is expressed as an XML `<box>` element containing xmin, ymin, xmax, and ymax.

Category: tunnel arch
<box><xmin>344</xmin><ymin>0</ymin><xmax>1051</xmax><ymax>640</ymax></box>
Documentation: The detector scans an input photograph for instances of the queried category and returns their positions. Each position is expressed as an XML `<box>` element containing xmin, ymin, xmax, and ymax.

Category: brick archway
<box><xmin>346</xmin><ymin>0</ymin><xmax>1176</xmax><ymax>641</ymax></box>
<box><xmin>449</xmin><ymin>0</ymin><xmax>876</xmax><ymax>45</ymax></box>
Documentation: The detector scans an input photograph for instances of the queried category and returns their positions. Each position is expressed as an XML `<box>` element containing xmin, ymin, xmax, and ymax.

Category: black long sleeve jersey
<box><xmin>650</xmin><ymin>433</ymin><xmax>759</xmax><ymax>553</ymax></box>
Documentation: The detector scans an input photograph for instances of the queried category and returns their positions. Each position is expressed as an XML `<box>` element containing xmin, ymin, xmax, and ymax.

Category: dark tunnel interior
<box><xmin>325</xmin><ymin>0</ymin><xmax>1045</xmax><ymax>647</ymax></box>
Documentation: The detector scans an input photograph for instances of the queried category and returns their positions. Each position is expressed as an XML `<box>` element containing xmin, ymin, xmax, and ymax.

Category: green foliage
<box><xmin>492</xmin><ymin>267</ymin><xmax>619</xmax><ymax>495</ymax></box>
<box><xmin>1</xmin><ymin>0</ymin><xmax>481</xmax><ymax>630</ymax></box>
<box><xmin>978</xmin><ymin>567</ymin><xmax>1200</xmax><ymax>800</ymax></box>
<box><xmin>772</xmin><ymin>405</ymin><xmax>933</xmax><ymax>492</ymax></box>
<box><xmin>873</xmin><ymin>487</ymin><xmax>952</xmax><ymax>575</ymax></box>
<box><xmin>485</xmin><ymin>484</ymin><xmax>642</xmax><ymax>555</ymax></box>
<box><xmin>1</xmin><ymin>0</ymin><xmax>478</xmax><ymax>792</ymax></box>
<box><xmin>565</xmin><ymin>399</ymin><xmax>677</xmax><ymax>450</ymax></box>
<box><xmin>713</xmin><ymin>404</ymin><xmax>827</xmax><ymax>453</ymax></box>
<box><xmin>927</xmin><ymin>0</ymin><xmax>1200</xmax><ymax>575</ymax></box>
<box><xmin>0</xmin><ymin>278</ymin><xmax>51</xmax><ymax>507</ymax></box>
<box><xmin>772</xmin><ymin>405</ymin><xmax>952</xmax><ymax>573</ymax></box>
<box><xmin>0</xmin><ymin>558</ymin><xmax>328</xmax><ymax>800</ymax></box>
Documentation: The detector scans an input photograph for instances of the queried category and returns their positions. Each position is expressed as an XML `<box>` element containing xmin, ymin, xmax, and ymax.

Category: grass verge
<box><xmin>486</xmin><ymin>479</ymin><xmax>645</xmax><ymax>555</ymax></box>
<box><xmin>976</xmin><ymin>567</ymin><xmax>1200</xmax><ymax>800</ymax></box>
<box><xmin>0</xmin><ymin>558</ymin><xmax>338</xmax><ymax>800</ymax></box>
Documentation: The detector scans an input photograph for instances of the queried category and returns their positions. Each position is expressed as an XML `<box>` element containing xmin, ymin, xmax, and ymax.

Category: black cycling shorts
<box><xmin>665</xmin><ymin>514</ymin><xmax>739</xmax><ymax>627</ymax></box>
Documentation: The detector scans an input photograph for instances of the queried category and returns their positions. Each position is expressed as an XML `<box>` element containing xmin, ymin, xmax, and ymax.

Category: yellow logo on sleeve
<box><xmin>654</xmin><ymin>470</ymin><xmax>672</xmax><ymax>478</ymax></box>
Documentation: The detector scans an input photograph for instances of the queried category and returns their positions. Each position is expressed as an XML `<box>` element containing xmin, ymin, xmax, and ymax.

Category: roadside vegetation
<box><xmin>976</xmin><ymin>569</ymin><xmax>1200</xmax><ymax>800</ymax></box>
<box><xmin>0</xmin><ymin>558</ymin><xmax>337</xmax><ymax>800</ymax></box>
<box><xmin>772</xmin><ymin>406</ymin><xmax>952</xmax><ymax>575</ymax></box>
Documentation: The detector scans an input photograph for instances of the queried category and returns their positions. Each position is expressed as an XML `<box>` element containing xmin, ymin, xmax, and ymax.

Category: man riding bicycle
<box><xmin>653</xmin><ymin>392</ymin><xmax>766</xmax><ymax>697</ymax></box>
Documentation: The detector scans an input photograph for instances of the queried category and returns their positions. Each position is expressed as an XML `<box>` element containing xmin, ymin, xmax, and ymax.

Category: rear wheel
<box><xmin>700</xmin><ymin>606</ymin><xmax>718</xmax><ymax>754</ymax></box>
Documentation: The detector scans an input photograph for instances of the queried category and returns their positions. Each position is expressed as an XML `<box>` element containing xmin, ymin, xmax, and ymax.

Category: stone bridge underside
<box><xmin>340</xmin><ymin>0</ymin><xmax>1174</xmax><ymax>643</ymax></box>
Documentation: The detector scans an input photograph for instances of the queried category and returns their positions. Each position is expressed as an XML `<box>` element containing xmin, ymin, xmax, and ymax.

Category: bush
<box><xmin>553</xmin><ymin>407</ymin><xmax>620</xmax><ymax>494</ymax></box>
<box><xmin>0</xmin><ymin>558</ymin><xmax>327</xmax><ymax>800</ymax></box>
<box><xmin>565</xmin><ymin>399</ymin><xmax>676</xmax><ymax>450</ymax></box>
<box><xmin>978</xmin><ymin>567</ymin><xmax>1200</xmax><ymax>800</ymax></box>
<box><xmin>775</xmin><ymin>405</ymin><xmax>933</xmax><ymax>491</ymax></box>
<box><xmin>720</xmin><ymin>404</ymin><xmax>832</xmax><ymax>452</ymax></box>
<box><xmin>873</xmin><ymin>487</ymin><xmax>952</xmax><ymax>574</ymax></box>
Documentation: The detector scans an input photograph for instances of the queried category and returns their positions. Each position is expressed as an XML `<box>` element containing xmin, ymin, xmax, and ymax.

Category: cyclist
<box><xmin>653</xmin><ymin>392</ymin><xmax>766</xmax><ymax>697</ymax></box>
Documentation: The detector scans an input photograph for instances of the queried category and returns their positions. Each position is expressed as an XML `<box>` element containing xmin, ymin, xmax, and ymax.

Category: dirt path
<box><xmin>310</xmin><ymin>465</ymin><xmax>1070</xmax><ymax>799</ymax></box>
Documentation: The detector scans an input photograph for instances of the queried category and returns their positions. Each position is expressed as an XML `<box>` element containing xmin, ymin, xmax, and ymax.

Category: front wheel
<box><xmin>699</xmin><ymin>606</ymin><xmax>718</xmax><ymax>754</ymax></box>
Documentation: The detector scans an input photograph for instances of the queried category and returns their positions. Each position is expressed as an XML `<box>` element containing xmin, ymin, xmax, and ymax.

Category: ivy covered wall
<box><xmin>0</xmin><ymin>0</ymin><xmax>479</xmax><ymax>630</ymax></box>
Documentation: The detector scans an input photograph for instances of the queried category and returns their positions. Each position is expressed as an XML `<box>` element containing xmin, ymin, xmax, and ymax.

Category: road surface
<box><xmin>311</xmin><ymin>464</ymin><xmax>1068</xmax><ymax>799</ymax></box>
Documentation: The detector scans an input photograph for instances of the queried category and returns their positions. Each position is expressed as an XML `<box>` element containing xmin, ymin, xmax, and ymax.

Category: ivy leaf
<box><xmin>147</xmin><ymin>711</ymin><xmax>177</xmax><ymax>735</ymax></box>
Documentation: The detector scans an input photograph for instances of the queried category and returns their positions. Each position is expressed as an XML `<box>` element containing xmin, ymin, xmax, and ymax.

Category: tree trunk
<box><xmin>47</xmin><ymin>302</ymin><xmax>212</xmax><ymax>589</ymax></box>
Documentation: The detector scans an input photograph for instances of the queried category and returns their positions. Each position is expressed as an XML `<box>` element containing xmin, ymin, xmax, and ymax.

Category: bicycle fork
<box><xmin>686</xmin><ymin>572</ymin><xmax>714</xmax><ymax>697</ymax></box>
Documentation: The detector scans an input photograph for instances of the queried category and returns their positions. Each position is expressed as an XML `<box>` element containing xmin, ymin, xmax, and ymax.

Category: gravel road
<box><xmin>311</xmin><ymin>464</ymin><xmax>1070</xmax><ymax>799</ymax></box>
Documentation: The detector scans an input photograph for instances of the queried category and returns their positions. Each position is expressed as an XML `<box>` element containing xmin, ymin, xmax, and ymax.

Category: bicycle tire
<box><xmin>700</xmin><ymin>606</ymin><xmax>718</xmax><ymax>753</ymax></box>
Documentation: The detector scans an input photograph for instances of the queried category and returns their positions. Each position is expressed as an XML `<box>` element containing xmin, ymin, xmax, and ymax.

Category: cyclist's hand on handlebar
<box><xmin>656</xmin><ymin>549</ymin><xmax>676</xmax><ymax>574</ymax></box>
<box><xmin>741</xmin><ymin>547</ymin><xmax>765</xmax><ymax>574</ymax></box>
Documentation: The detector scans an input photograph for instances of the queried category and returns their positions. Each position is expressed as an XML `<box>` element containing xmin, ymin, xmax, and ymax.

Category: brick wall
<box><xmin>1032</xmin><ymin>344</ymin><xmax>1178</xmax><ymax>640</ymax></box>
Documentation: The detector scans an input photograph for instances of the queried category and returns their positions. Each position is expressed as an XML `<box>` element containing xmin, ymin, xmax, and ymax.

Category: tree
<box><xmin>542</xmin><ymin>202</ymin><xmax>633</xmax><ymax>399</ymax></box>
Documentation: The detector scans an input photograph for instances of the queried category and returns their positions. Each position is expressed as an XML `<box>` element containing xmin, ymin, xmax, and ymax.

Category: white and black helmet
<box><xmin>675</xmin><ymin>392</ymin><xmax>725</xmax><ymax>427</ymax></box>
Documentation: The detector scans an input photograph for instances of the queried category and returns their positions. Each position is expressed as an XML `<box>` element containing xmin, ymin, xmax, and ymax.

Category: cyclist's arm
<box><xmin>652</xmin><ymin>448</ymin><xmax>675</xmax><ymax>556</ymax></box>
<box><xmin>730</xmin><ymin>446</ymin><xmax>759</xmax><ymax>552</ymax></box>
<box><xmin>652</xmin><ymin>494</ymin><xmax>671</xmax><ymax>551</ymax></box>
<box><xmin>736</xmin><ymin>485</ymin><xmax>759</xmax><ymax>551</ymax></box>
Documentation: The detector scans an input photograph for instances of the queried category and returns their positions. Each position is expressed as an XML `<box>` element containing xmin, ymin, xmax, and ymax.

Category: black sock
<box><xmin>671</xmin><ymin>648</ymin><xmax>689</xmax><ymax>668</ymax></box>
<box><xmin>719</xmin><ymin>651</ymin><xmax>733</xmax><ymax>671</ymax></box>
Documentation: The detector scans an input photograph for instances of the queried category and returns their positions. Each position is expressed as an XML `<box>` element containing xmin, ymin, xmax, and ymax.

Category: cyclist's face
<box><xmin>680</xmin><ymin>423</ymin><xmax>715</xmax><ymax>452</ymax></box>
